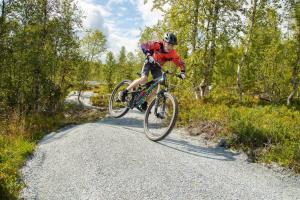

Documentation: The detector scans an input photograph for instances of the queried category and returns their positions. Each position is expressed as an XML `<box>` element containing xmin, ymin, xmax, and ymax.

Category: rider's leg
<box><xmin>118</xmin><ymin>76</ymin><xmax>147</xmax><ymax>102</ymax></box>
<box><xmin>147</xmin><ymin>62</ymin><xmax>162</xmax><ymax>102</ymax></box>
<box><xmin>126</xmin><ymin>75</ymin><xmax>148</xmax><ymax>91</ymax></box>
<box><xmin>119</xmin><ymin>62</ymin><xmax>150</xmax><ymax>101</ymax></box>
<box><xmin>127</xmin><ymin>61</ymin><xmax>151</xmax><ymax>92</ymax></box>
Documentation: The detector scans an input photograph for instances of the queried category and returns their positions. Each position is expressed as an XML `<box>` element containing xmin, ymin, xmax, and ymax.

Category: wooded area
<box><xmin>147</xmin><ymin>0</ymin><xmax>300</xmax><ymax>104</ymax></box>
<box><xmin>1</xmin><ymin>0</ymin><xmax>300</xmax><ymax>114</ymax></box>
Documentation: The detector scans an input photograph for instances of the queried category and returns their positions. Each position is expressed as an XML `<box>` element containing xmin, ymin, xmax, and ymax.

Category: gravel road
<box><xmin>20</xmin><ymin>110</ymin><xmax>300</xmax><ymax>200</ymax></box>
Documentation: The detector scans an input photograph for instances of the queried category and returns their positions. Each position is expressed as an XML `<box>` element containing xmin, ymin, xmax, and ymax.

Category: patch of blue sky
<box><xmin>105</xmin><ymin>1</ymin><xmax>143</xmax><ymax>29</ymax></box>
<box><xmin>78</xmin><ymin>0</ymin><xmax>164</xmax><ymax>55</ymax></box>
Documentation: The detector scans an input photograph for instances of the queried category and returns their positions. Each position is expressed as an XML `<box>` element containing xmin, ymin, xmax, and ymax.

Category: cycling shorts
<box><xmin>141</xmin><ymin>62</ymin><xmax>162</xmax><ymax>79</ymax></box>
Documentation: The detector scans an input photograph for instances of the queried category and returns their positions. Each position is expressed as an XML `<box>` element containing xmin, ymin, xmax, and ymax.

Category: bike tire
<box><xmin>144</xmin><ymin>92</ymin><xmax>178</xmax><ymax>141</ymax></box>
<box><xmin>109</xmin><ymin>80</ymin><xmax>132</xmax><ymax>118</ymax></box>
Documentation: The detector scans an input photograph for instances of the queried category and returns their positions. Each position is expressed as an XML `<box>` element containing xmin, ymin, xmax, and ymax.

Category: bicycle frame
<box><xmin>128</xmin><ymin>77</ymin><xmax>162</xmax><ymax>109</ymax></box>
<box><xmin>126</xmin><ymin>61</ymin><xmax>180</xmax><ymax>114</ymax></box>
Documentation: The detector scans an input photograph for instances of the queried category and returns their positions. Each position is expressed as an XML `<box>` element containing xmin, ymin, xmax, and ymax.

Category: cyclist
<box><xmin>118</xmin><ymin>32</ymin><xmax>186</xmax><ymax>111</ymax></box>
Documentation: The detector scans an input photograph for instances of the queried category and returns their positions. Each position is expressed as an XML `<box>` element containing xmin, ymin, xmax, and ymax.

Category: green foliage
<box><xmin>81</xmin><ymin>29</ymin><xmax>107</xmax><ymax>62</ymax></box>
<box><xmin>2</xmin><ymin>0</ymin><xmax>300</xmax><ymax>198</ymax></box>
<box><xmin>90</xmin><ymin>85</ymin><xmax>110</xmax><ymax>108</ymax></box>
<box><xmin>115</xmin><ymin>46</ymin><xmax>128</xmax><ymax>81</ymax></box>
<box><xmin>103</xmin><ymin>51</ymin><xmax>117</xmax><ymax>92</ymax></box>
<box><xmin>0</xmin><ymin>112</ymin><xmax>66</xmax><ymax>199</ymax></box>
<box><xmin>0</xmin><ymin>0</ymin><xmax>83</xmax><ymax>114</ymax></box>
<box><xmin>227</xmin><ymin>105</ymin><xmax>300</xmax><ymax>171</ymax></box>
<box><xmin>139</xmin><ymin>24</ymin><xmax>163</xmax><ymax>43</ymax></box>
<box><xmin>0</xmin><ymin>0</ymin><xmax>98</xmax><ymax>198</ymax></box>
<box><xmin>0</xmin><ymin>135</ymin><xmax>34</xmax><ymax>200</ymax></box>
<box><xmin>78</xmin><ymin>29</ymin><xmax>107</xmax><ymax>93</ymax></box>
<box><xmin>177</xmin><ymin>92</ymin><xmax>300</xmax><ymax>172</ymax></box>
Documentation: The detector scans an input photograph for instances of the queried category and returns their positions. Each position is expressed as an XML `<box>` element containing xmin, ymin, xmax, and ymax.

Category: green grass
<box><xmin>0</xmin><ymin>135</ymin><xmax>35</xmax><ymax>200</ymax></box>
<box><xmin>90</xmin><ymin>85</ymin><xmax>110</xmax><ymax>108</ymax></box>
<box><xmin>177</xmin><ymin>92</ymin><xmax>300</xmax><ymax>173</ymax></box>
<box><xmin>227</xmin><ymin>106</ymin><xmax>300</xmax><ymax>171</ymax></box>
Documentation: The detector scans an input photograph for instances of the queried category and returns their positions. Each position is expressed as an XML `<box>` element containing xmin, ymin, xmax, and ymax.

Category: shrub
<box><xmin>177</xmin><ymin>94</ymin><xmax>300</xmax><ymax>172</ymax></box>
<box><xmin>0</xmin><ymin>135</ymin><xmax>34</xmax><ymax>199</ymax></box>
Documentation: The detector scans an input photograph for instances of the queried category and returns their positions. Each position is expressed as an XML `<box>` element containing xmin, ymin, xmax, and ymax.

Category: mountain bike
<box><xmin>108</xmin><ymin>62</ymin><xmax>182</xmax><ymax>141</ymax></box>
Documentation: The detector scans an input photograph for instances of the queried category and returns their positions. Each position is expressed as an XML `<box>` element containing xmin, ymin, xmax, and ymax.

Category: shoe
<box><xmin>141</xmin><ymin>101</ymin><xmax>148</xmax><ymax>111</ymax></box>
<box><xmin>118</xmin><ymin>89</ymin><xmax>128</xmax><ymax>102</ymax></box>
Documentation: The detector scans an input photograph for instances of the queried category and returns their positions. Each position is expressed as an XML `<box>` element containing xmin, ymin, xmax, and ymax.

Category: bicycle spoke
<box><xmin>109</xmin><ymin>80</ymin><xmax>132</xmax><ymax>118</ymax></box>
<box><xmin>145</xmin><ymin>94</ymin><xmax>175</xmax><ymax>138</ymax></box>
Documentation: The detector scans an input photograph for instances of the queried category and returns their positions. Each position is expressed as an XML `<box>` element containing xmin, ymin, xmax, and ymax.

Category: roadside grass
<box><xmin>0</xmin><ymin>134</ymin><xmax>34</xmax><ymax>200</ymax></box>
<box><xmin>90</xmin><ymin>85</ymin><xmax>110</xmax><ymax>108</ymax></box>
<box><xmin>0</xmin><ymin>89</ymin><xmax>108</xmax><ymax>199</ymax></box>
<box><xmin>176</xmin><ymin>89</ymin><xmax>300</xmax><ymax>173</ymax></box>
<box><xmin>0</xmin><ymin>113</ymin><xmax>65</xmax><ymax>200</ymax></box>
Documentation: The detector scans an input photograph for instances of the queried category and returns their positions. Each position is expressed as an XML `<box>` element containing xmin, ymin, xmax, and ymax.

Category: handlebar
<box><xmin>144</xmin><ymin>59</ymin><xmax>183</xmax><ymax>80</ymax></box>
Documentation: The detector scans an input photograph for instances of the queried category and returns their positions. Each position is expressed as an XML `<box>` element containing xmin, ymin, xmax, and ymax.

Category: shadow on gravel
<box><xmin>38</xmin><ymin>125</ymin><xmax>78</xmax><ymax>145</ymax></box>
<box><xmin>100</xmin><ymin>114</ymin><xmax>239</xmax><ymax>162</ymax></box>
<box><xmin>100</xmin><ymin>117</ymin><xmax>144</xmax><ymax>129</ymax></box>
<box><xmin>159</xmin><ymin>138</ymin><xmax>239</xmax><ymax>161</ymax></box>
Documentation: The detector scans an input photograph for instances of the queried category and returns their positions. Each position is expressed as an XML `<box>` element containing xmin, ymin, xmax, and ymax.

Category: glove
<box><xmin>146</xmin><ymin>53</ymin><xmax>155</xmax><ymax>64</ymax></box>
<box><xmin>180</xmin><ymin>71</ymin><xmax>185</xmax><ymax>80</ymax></box>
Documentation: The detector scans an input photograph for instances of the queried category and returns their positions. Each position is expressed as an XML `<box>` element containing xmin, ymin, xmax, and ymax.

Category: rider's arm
<box><xmin>141</xmin><ymin>41</ymin><xmax>160</xmax><ymax>56</ymax></box>
<box><xmin>171</xmin><ymin>51</ymin><xmax>185</xmax><ymax>72</ymax></box>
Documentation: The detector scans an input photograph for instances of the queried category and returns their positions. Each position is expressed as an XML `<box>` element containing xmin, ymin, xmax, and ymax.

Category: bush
<box><xmin>90</xmin><ymin>85</ymin><xmax>110</xmax><ymax>108</ymax></box>
<box><xmin>0</xmin><ymin>135</ymin><xmax>35</xmax><ymax>199</ymax></box>
<box><xmin>177</xmin><ymin>93</ymin><xmax>300</xmax><ymax>172</ymax></box>
<box><xmin>0</xmin><ymin>112</ymin><xmax>65</xmax><ymax>199</ymax></box>
<box><xmin>227</xmin><ymin>106</ymin><xmax>300</xmax><ymax>171</ymax></box>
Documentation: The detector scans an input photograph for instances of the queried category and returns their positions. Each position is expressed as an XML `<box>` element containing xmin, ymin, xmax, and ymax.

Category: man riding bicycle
<box><xmin>118</xmin><ymin>32</ymin><xmax>186</xmax><ymax>111</ymax></box>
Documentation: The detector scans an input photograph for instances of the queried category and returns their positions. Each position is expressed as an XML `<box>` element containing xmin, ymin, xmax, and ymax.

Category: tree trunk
<box><xmin>194</xmin><ymin>4</ymin><xmax>211</xmax><ymax>99</ymax></box>
<box><xmin>0</xmin><ymin>0</ymin><xmax>6</xmax><ymax>76</ymax></box>
<box><xmin>0</xmin><ymin>0</ymin><xmax>5</xmax><ymax>32</ymax></box>
<box><xmin>191</xmin><ymin>0</ymin><xmax>200</xmax><ymax>52</ymax></box>
<box><xmin>237</xmin><ymin>0</ymin><xmax>257</xmax><ymax>102</ymax></box>
<box><xmin>190</xmin><ymin>0</ymin><xmax>201</xmax><ymax>99</ymax></box>
<box><xmin>200</xmin><ymin>0</ymin><xmax>220</xmax><ymax>98</ymax></box>
<box><xmin>0</xmin><ymin>0</ymin><xmax>6</xmax><ymax>55</ymax></box>
<box><xmin>33</xmin><ymin>0</ymin><xmax>48</xmax><ymax>112</ymax></box>
<box><xmin>287</xmin><ymin>0</ymin><xmax>300</xmax><ymax>105</ymax></box>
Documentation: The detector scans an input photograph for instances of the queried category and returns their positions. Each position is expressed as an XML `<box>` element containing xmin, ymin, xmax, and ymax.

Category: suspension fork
<box><xmin>154</xmin><ymin>88</ymin><xmax>167</xmax><ymax>116</ymax></box>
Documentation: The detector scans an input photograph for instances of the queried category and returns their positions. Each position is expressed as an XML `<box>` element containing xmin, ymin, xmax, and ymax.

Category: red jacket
<box><xmin>141</xmin><ymin>41</ymin><xmax>185</xmax><ymax>72</ymax></box>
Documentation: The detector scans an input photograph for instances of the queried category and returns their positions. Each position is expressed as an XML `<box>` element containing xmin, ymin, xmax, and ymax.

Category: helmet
<box><xmin>163</xmin><ymin>32</ymin><xmax>177</xmax><ymax>45</ymax></box>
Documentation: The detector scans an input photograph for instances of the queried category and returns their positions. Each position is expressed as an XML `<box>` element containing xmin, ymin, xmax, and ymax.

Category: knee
<box><xmin>140</xmin><ymin>76</ymin><xmax>147</xmax><ymax>84</ymax></box>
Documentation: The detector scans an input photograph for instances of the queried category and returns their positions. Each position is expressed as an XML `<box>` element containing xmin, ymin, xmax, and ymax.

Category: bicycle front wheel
<box><xmin>144</xmin><ymin>92</ymin><xmax>178</xmax><ymax>141</ymax></box>
<box><xmin>109</xmin><ymin>80</ymin><xmax>132</xmax><ymax>118</ymax></box>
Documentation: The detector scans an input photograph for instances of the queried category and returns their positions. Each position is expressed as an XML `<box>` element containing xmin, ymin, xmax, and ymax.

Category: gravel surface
<box><xmin>20</xmin><ymin>110</ymin><xmax>300</xmax><ymax>200</ymax></box>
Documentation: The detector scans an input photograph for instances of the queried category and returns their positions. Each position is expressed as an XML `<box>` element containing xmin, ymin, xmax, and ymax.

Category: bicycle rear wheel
<box><xmin>144</xmin><ymin>92</ymin><xmax>178</xmax><ymax>141</ymax></box>
<box><xmin>109</xmin><ymin>80</ymin><xmax>132</xmax><ymax>118</ymax></box>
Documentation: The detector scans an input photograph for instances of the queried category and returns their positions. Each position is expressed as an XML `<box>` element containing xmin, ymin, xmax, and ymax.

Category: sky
<box><xmin>77</xmin><ymin>0</ymin><xmax>165</xmax><ymax>55</ymax></box>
